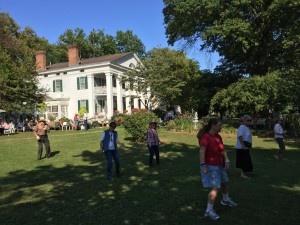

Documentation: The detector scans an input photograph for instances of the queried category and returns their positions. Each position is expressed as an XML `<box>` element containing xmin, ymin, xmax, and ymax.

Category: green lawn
<box><xmin>0</xmin><ymin>128</ymin><xmax>300</xmax><ymax>225</ymax></box>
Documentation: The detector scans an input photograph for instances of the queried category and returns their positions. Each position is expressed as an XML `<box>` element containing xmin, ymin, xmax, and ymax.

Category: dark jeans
<box><xmin>104</xmin><ymin>150</ymin><xmax>120</xmax><ymax>179</ymax></box>
<box><xmin>275</xmin><ymin>138</ymin><xmax>285</xmax><ymax>154</ymax></box>
<box><xmin>37</xmin><ymin>135</ymin><xmax>51</xmax><ymax>159</ymax></box>
<box><xmin>236</xmin><ymin>148</ymin><xmax>253</xmax><ymax>173</ymax></box>
<box><xmin>148</xmin><ymin>145</ymin><xmax>159</xmax><ymax>166</ymax></box>
<box><xmin>84</xmin><ymin>120</ymin><xmax>88</xmax><ymax>130</ymax></box>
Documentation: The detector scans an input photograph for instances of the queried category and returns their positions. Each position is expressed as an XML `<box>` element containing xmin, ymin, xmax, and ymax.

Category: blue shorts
<box><xmin>200</xmin><ymin>165</ymin><xmax>229</xmax><ymax>188</ymax></box>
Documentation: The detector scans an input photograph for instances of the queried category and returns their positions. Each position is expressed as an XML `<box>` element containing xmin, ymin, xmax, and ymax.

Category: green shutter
<box><xmin>85</xmin><ymin>76</ymin><xmax>88</xmax><ymax>89</ymax></box>
<box><xmin>53</xmin><ymin>80</ymin><xmax>56</xmax><ymax>92</ymax></box>
<box><xmin>78</xmin><ymin>100</ymin><xmax>80</xmax><ymax>111</ymax></box>
<box><xmin>77</xmin><ymin>77</ymin><xmax>80</xmax><ymax>90</ymax></box>
<box><xmin>60</xmin><ymin>80</ymin><xmax>63</xmax><ymax>92</ymax></box>
<box><xmin>86</xmin><ymin>100</ymin><xmax>89</xmax><ymax>112</ymax></box>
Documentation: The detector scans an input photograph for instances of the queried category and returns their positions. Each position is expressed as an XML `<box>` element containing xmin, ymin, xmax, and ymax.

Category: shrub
<box><xmin>111</xmin><ymin>113</ymin><xmax>126</xmax><ymax>125</ymax></box>
<box><xmin>166</xmin><ymin>113</ymin><xmax>195</xmax><ymax>132</ymax></box>
<box><xmin>122</xmin><ymin>112</ymin><xmax>159</xmax><ymax>142</ymax></box>
<box><xmin>78</xmin><ymin>107</ymin><xmax>87</xmax><ymax>118</ymax></box>
<box><xmin>166</xmin><ymin>120</ymin><xmax>176</xmax><ymax>130</ymax></box>
<box><xmin>59</xmin><ymin>117</ymin><xmax>70</xmax><ymax>122</ymax></box>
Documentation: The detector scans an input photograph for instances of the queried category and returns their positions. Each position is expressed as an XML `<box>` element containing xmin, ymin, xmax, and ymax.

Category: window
<box><xmin>47</xmin><ymin>105</ymin><xmax>58</xmax><ymax>119</ymax></box>
<box><xmin>78</xmin><ymin>100</ymin><xmax>89</xmax><ymax>112</ymax></box>
<box><xmin>94</xmin><ymin>77</ymin><xmax>106</xmax><ymax>87</ymax></box>
<box><xmin>53</xmin><ymin>80</ymin><xmax>63</xmax><ymax>92</ymax></box>
<box><xmin>112</xmin><ymin>75</ymin><xmax>117</xmax><ymax>87</ymax></box>
<box><xmin>77</xmin><ymin>77</ymin><xmax>88</xmax><ymax>90</ymax></box>
<box><xmin>96</xmin><ymin>99</ymin><xmax>106</xmax><ymax>113</ymax></box>
<box><xmin>61</xmin><ymin>105</ymin><xmax>68</xmax><ymax>118</ymax></box>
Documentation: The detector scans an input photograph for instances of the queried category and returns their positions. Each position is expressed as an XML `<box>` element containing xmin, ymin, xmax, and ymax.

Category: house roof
<box><xmin>45</xmin><ymin>52</ymin><xmax>133</xmax><ymax>71</ymax></box>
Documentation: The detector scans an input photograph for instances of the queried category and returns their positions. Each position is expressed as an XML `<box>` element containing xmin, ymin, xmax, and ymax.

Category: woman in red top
<box><xmin>197</xmin><ymin>118</ymin><xmax>237</xmax><ymax>220</ymax></box>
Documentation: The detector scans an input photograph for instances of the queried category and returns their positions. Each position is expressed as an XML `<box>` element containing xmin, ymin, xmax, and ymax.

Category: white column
<box><xmin>87</xmin><ymin>74</ymin><xmax>94</xmax><ymax>118</ymax></box>
<box><xmin>126</xmin><ymin>96</ymin><xmax>131</xmax><ymax>114</ymax></box>
<box><xmin>116</xmin><ymin>75</ymin><xmax>123</xmax><ymax>113</ymax></box>
<box><xmin>105</xmin><ymin>72</ymin><xmax>113</xmax><ymax>120</ymax></box>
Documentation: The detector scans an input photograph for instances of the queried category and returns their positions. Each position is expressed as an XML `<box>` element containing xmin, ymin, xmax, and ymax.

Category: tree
<box><xmin>191</xmin><ymin>70</ymin><xmax>241</xmax><ymax>116</ymax></box>
<box><xmin>87</xmin><ymin>29</ymin><xmax>118</xmax><ymax>57</ymax></box>
<box><xmin>57</xmin><ymin>28</ymin><xmax>90</xmax><ymax>59</ymax></box>
<box><xmin>210</xmin><ymin>71</ymin><xmax>292</xmax><ymax>117</ymax></box>
<box><xmin>122</xmin><ymin>48</ymin><xmax>200</xmax><ymax>111</ymax></box>
<box><xmin>0</xmin><ymin>12</ymin><xmax>45</xmax><ymax>112</ymax></box>
<box><xmin>116</xmin><ymin>30</ymin><xmax>146</xmax><ymax>59</ymax></box>
<box><xmin>163</xmin><ymin>0</ymin><xmax>300</xmax><ymax>76</ymax></box>
<box><xmin>55</xmin><ymin>28</ymin><xmax>146</xmax><ymax>60</ymax></box>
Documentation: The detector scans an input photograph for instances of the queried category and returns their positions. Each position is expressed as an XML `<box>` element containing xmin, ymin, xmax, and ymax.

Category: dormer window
<box><xmin>129</xmin><ymin>63</ymin><xmax>135</xmax><ymax>69</ymax></box>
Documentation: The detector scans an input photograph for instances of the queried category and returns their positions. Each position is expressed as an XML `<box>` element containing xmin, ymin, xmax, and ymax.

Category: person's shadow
<box><xmin>50</xmin><ymin>151</ymin><xmax>60</xmax><ymax>157</ymax></box>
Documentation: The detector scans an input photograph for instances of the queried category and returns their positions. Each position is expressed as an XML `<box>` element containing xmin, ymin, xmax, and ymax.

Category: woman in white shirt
<box><xmin>274</xmin><ymin>118</ymin><xmax>286</xmax><ymax>160</ymax></box>
<box><xmin>236</xmin><ymin>115</ymin><xmax>254</xmax><ymax>178</ymax></box>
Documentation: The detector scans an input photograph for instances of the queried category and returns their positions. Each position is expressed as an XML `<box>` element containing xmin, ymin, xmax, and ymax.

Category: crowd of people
<box><xmin>1</xmin><ymin>111</ymin><xmax>288</xmax><ymax>221</ymax></box>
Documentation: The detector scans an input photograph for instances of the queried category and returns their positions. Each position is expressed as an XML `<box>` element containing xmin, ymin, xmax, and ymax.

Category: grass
<box><xmin>0</xmin><ymin>127</ymin><xmax>300</xmax><ymax>225</ymax></box>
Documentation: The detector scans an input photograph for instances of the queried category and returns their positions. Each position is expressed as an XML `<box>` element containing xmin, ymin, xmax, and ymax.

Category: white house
<box><xmin>36</xmin><ymin>45</ymin><xmax>147</xmax><ymax>121</ymax></box>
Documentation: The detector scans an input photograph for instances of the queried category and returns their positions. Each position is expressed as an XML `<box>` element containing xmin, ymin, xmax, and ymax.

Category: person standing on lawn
<box><xmin>83</xmin><ymin>112</ymin><xmax>88</xmax><ymax>130</ymax></box>
<box><xmin>236</xmin><ymin>115</ymin><xmax>254</xmax><ymax>178</ymax></box>
<box><xmin>33</xmin><ymin>117</ymin><xmax>51</xmax><ymax>160</ymax></box>
<box><xmin>100</xmin><ymin>121</ymin><xmax>124</xmax><ymax>180</ymax></box>
<box><xmin>197</xmin><ymin>117</ymin><xmax>237</xmax><ymax>221</ymax></box>
<box><xmin>274</xmin><ymin>117</ymin><xmax>286</xmax><ymax>160</ymax></box>
<box><xmin>146</xmin><ymin>121</ymin><xmax>162</xmax><ymax>166</ymax></box>
<box><xmin>74</xmin><ymin>113</ymin><xmax>79</xmax><ymax>130</ymax></box>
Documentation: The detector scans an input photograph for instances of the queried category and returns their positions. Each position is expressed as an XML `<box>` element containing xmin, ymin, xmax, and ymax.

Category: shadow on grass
<box><xmin>1</xmin><ymin>139</ymin><xmax>300</xmax><ymax>225</ymax></box>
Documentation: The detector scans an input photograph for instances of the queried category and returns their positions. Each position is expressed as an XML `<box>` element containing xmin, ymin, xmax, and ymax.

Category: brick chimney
<box><xmin>68</xmin><ymin>45</ymin><xmax>79</xmax><ymax>66</ymax></box>
<box><xmin>35</xmin><ymin>51</ymin><xmax>46</xmax><ymax>71</ymax></box>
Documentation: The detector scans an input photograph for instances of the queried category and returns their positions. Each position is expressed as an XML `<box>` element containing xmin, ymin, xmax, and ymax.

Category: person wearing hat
<box><xmin>236</xmin><ymin>115</ymin><xmax>253</xmax><ymax>178</ymax></box>
<box><xmin>33</xmin><ymin>117</ymin><xmax>51</xmax><ymax>160</ymax></box>
<box><xmin>100</xmin><ymin>121</ymin><xmax>124</xmax><ymax>180</ymax></box>
<box><xmin>146</xmin><ymin>121</ymin><xmax>162</xmax><ymax>166</ymax></box>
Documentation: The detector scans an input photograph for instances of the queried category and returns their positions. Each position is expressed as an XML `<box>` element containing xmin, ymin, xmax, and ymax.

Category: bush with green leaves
<box><xmin>174</xmin><ymin>114</ymin><xmax>195</xmax><ymax>132</ymax></box>
<box><xmin>111</xmin><ymin>113</ymin><xmax>126</xmax><ymax>125</ymax></box>
<box><xmin>166</xmin><ymin>114</ymin><xmax>195</xmax><ymax>132</ymax></box>
<box><xmin>122</xmin><ymin>112</ymin><xmax>159</xmax><ymax>142</ymax></box>
<box><xmin>166</xmin><ymin>120</ymin><xmax>176</xmax><ymax>130</ymax></box>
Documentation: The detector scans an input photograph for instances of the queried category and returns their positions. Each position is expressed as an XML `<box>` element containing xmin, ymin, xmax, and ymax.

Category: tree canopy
<box><xmin>122</xmin><ymin>48</ymin><xmax>200</xmax><ymax>111</ymax></box>
<box><xmin>210</xmin><ymin>70</ymin><xmax>300</xmax><ymax>117</ymax></box>
<box><xmin>0</xmin><ymin>12</ymin><xmax>45</xmax><ymax>113</ymax></box>
<box><xmin>163</xmin><ymin>0</ymin><xmax>300</xmax><ymax>117</ymax></box>
<box><xmin>163</xmin><ymin>0</ymin><xmax>300</xmax><ymax>76</ymax></box>
<box><xmin>55</xmin><ymin>28</ymin><xmax>146</xmax><ymax>61</ymax></box>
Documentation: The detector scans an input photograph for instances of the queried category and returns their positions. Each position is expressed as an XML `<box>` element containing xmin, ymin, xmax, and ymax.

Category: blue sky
<box><xmin>0</xmin><ymin>0</ymin><xmax>219</xmax><ymax>70</ymax></box>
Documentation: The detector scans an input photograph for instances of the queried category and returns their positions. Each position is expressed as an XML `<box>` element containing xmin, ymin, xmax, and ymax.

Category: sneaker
<box><xmin>274</xmin><ymin>155</ymin><xmax>279</xmax><ymax>160</ymax></box>
<box><xmin>204</xmin><ymin>210</ymin><xmax>220</xmax><ymax>220</ymax></box>
<box><xmin>240</xmin><ymin>174</ymin><xmax>251</xmax><ymax>179</ymax></box>
<box><xmin>221</xmin><ymin>199</ymin><xmax>238</xmax><ymax>207</ymax></box>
